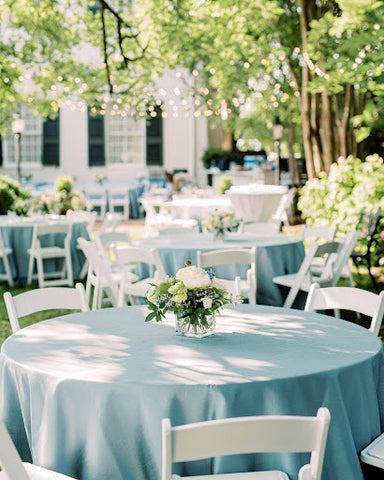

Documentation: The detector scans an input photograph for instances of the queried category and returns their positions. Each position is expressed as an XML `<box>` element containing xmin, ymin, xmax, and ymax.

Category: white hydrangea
<box><xmin>176</xmin><ymin>266</ymin><xmax>212</xmax><ymax>289</ymax></box>
<box><xmin>211</xmin><ymin>278</ymin><xmax>227</xmax><ymax>291</ymax></box>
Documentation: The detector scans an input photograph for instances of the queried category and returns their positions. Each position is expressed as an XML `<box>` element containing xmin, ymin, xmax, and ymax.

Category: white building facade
<box><xmin>0</xmin><ymin>91</ymin><xmax>209</xmax><ymax>186</ymax></box>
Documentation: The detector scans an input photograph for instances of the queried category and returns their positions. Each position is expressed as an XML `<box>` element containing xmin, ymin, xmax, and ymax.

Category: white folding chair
<box><xmin>98</xmin><ymin>212</ymin><xmax>123</xmax><ymax>235</ymax></box>
<box><xmin>238</xmin><ymin>222</ymin><xmax>281</xmax><ymax>235</ymax></box>
<box><xmin>4</xmin><ymin>283</ymin><xmax>89</xmax><ymax>333</ymax></box>
<box><xmin>300</xmin><ymin>225</ymin><xmax>337</xmax><ymax>242</ymax></box>
<box><xmin>114</xmin><ymin>246</ymin><xmax>165</xmax><ymax>306</ymax></box>
<box><xmin>108</xmin><ymin>188</ymin><xmax>130</xmax><ymax>219</ymax></box>
<box><xmin>300</xmin><ymin>225</ymin><xmax>348</xmax><ymax>284</ymax></box>
<box><xmin>273</xmin><ymin>241</ymin><xmax>339</xmax><ymax>309</ymax></box>
<box><xmin>66</xmin><ymin>209</ymin><xmax>97</xmax><ymax>236</ymax></box>
<box><xmin>0</xmin><ymin>420</ymin><xmax>78</xmax><ymax>480</ymax></box>
<box><xmin>27</xmin><ymin>222</ymin><xmax>73</xmax><ymax>288</ymax></box>
<box><xmin>162</xmin><ymin>407</ymin><xmax>330</xmax><ymax>480</ymax></box>
<box><xmin>77</xmin><ymin>238</ymin><xmax>120</xmax><ymax>310</ymax></box>
<box><xmin>94</xmin><ymin>231</ymin><xmax>135</xmax><ymax>278</ymax></box>
<box><xmin>85</xmin><ymin>188</ymin><xmax>107</xmax><ymax>220</ymax></box>
<box><xmin>271</xmin><ymin>187</ymin><xmax>297</xmax><ymax>226</ymax></box>
<box><xmin>305</xmin><ymin>283</ymin><xmax>384</xmax><ymax>336</ymax></box>
<box><xmin>273</xmin><ymin>230</ymin><xmax>359</xmax><ymax>308</ymax></box>
<box><xmin>197</xmin><ymin>248</ymin><xmax>257</xmax><ymax>304</ymax></box>
<box><xmin>141</xmin><ymin>198</ymin><xmax>198</xmax><ymax>237</ymax></box>
<box><xmin>0</xmin><ymin>230</ymin><xmax>14</xmax><ymax>287</ymax></box>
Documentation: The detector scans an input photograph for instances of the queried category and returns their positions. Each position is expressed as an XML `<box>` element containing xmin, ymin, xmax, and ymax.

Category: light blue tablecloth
<box><xmin>0</xmin><ymin>305</ymin><xmax>383</xmax><ymax>480</ymax></box>
<box><xmin>0</xmin><ymin>217</ymin><xmax>89</xmax><ymax>284</ymax></box>
<box><xmin>137</xmin><ymin>234</ymin><xmax>305</xmax><ymax>306</ymax></box>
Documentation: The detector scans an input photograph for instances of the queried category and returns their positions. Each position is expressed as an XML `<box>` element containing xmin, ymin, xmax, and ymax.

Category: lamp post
<box><xmin>272</xmin><ymin>116</ymin><xmax>283</xmax><ymax>185</ymax></box>
<box><xmin>11</xmin><ymin>114</ymin><xmax>25</xmax><ymax>183</ymax></box>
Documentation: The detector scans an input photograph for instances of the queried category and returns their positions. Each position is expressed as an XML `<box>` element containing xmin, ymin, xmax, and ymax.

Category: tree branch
<box><xmin>100</xmin><ymin>4</ymin><xmax>113</xmax><ymax>94</ymax></box>
<box><xmin>98</xmin><ymin>0</ymin><xmax>148</xmax><ymax>70</ymax></box>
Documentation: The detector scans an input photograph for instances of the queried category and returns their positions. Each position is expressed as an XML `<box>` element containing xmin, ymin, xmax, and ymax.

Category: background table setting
<box><xmin>0</xmin><ymin>214</ymin><xmax>89</xmax><ymax>283</ymax></box>
<box><xmin>226</xmin><ymin>184</ymin><xmax>288</xmax><ymax>222</ymax></box>
<box><xmin>0</xmin><ymin>304</ymin><xmax>383</xmax><ymax>480</ymax></box>
<box><xmin>137</xmin><ymin>232</ymin><xmax>305</xmax><ymax>305</ymax></box>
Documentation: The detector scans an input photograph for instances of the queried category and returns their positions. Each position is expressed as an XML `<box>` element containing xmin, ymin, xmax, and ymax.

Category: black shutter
<box><xmin>146</xmin><ymin>106</ymin><xmax>163</xmax><ymax>166</ymax></box>
<box><xmin>42</xmin><ymin>116</ymin><xmax>60</xmax><ymax>166</ymax></box>
<box><xmin>88</xmin><ymin>112</ymin><xmax>105</xmax><ymax>166</ymax></box>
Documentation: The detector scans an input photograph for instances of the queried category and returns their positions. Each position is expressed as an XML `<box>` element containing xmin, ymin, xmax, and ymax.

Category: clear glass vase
<box><xmin>175</xmin><ymin>312</ymin><xmax>216</xmax><ymax>338</ymax></box>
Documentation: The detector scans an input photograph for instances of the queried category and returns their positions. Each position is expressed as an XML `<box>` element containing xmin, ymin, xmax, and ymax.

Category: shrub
<box><xmin>0</xmin><ymin>187</ymin><xmax>15</xmax><ymax>215</ymax></box>
<box><xmin>218</xmin><ymin>175</ymin><xmax>233</xmax><ymax>195</ymax></box>
<box><xmin>201</xmin><ymin>146</ymin><xmax>230</xmax><ymax>169</ymax></box>
<box><xmin>54</xmin><ymin>175</ymin><xmax>74</xmax><ymax>194</ymax></box>
<box><xmin>298</xmin><ymin>154</ymin><xmax>384</xmax><ymax>265</ymax></box>
<box><xmin>0</xmin><ymin>175</ymin><xmax>31</xmax><ymax>214</ymax></box>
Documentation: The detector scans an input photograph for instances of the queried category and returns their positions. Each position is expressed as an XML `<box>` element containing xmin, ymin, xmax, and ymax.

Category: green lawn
<box><xmin>0</xmin><ymin>266</ymin><xmax>382</xmax><ymax>346</ymax></box>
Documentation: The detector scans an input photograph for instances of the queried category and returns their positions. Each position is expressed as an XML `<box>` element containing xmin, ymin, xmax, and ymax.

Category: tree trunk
<box><xmin>320</xmin><ymin>92</ymin><xmax>334</xmax><ymax>173</ymax></box>
<box><xmin>288</xmin><ymin>121</ymin><xmax>300</xmax><ymax>186</ymax></box>
<box><xmin>222</xmin><ymin>130</ymin><xmax>237</xmax><ymax>151</ymax></box>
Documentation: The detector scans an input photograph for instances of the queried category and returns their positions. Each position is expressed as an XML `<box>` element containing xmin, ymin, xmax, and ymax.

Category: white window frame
<box><xmin>4</xmin><ymin>106</ymin><xmax>42</xmax><ymax>168</ymax></box>
<box><xmin>104</xmin><ymin>112</ymin><xmax>146</xmax><ymax>167</ymax></box>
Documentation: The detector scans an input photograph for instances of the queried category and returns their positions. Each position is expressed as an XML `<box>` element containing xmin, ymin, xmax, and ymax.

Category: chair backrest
<box><xmin>282</xmin><ymin>240</ymin><xmax>340</xmax><ymax>308</ymax></box>
<box><xmin>272</xmin><ymin>187</ymin><xmax>297</xmax><ymax>225</ymax></box>
<box><xmin>300</xmin><ymin>225</ymin><xmax>337</xmax><ymax>242</ymax></box>
<box><xmin>239</xmin><ymin>222</ymin><xmax>281</xmax><ymax>235</ymax></box>
<box><xmin>30</xmin><ymin>222</ymin><xmax>72</xmax><ymax>251</ymax></box>
<box><xmin>85</xmin><ymin>188</ymin><xmax>107</xmax><ymax>200</ymax></box>
<box><xmin>77</xmin><ymin>238</ymin><xmax>119</xmax><ymax>306</ymax></box>
<box><xmin>197</xmin><ymin>248</ymin><xmax>256</xmax><ymax>269</ymax></box>
<box><xmin>96</xmin><ymin>231</ymin><xmax>132</xmax><ymax>249</ymax></box>
<box><xmin>326</xmin><ymin>230</ymin><xmax>359</xmax><ymax>286</ymax></box>
<box><xmin>108</xmin><ymin>188</ymin><xmax>129</xmax><ymax>200</ymax></box>
<box><xmin>305</xmin><ymin>283</ymin><xmax>384</xmax><ymax>336</ymax></box>
<box><xmin>95</xmin><ymin>231</ymin><xmax>132</xmax><ymax>267</ymax></box>
<box><xmin>114</xmin><ymin>246</ymin><xmax>166</xmax><ymax>278</ymax></box>
<box><xmin>162</xmin><ymin>408</ymin><xmax>330</xmax><ymax>480</ymax></box>
<box><xmin>66</xmin><ymin>209</ymin><xmax>97</xmax><ymax>233</ymax></box>
<box><xmin>3</xmin><ymin>283</ymin><xmax>89</xmax><ymax>333</ymax></box>
<box><xmin>0</xmin><ymin>421</ymin><xmax>30</xmax><ymax>480</ymax></box>
<box><xmin>98</xmin><ymin>212</ymin><xmax>123</xmax><ymax>234</ymax></box>
<box><xmin>357</xmin><ymin>207</ymin><xmax>381</xmax><ymax>239</ymax></box>
<box><xmin>198</xmin><ymin>248</ymin><xmax>257</xmax><ymax>302</ymax></box>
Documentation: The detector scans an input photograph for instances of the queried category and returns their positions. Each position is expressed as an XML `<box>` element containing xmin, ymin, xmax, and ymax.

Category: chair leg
<box><xmin>36</xmin><ymin>255</ymin><xmax>45</xmax><ymax>288</ymax></box>
<box><xmin>2</xmin><ymin>255</ymin><xmax>14</xmax><ymax>287</ymax></box>
<box><xmin>79</xmin><ymin>259</ymin><xmax>89</xmax><ymax>279</ymax></box>
<box><xmin>27</xmin><ymin>254</ymin><xmax>35</xmax><ymax>285</ymax></box>
<box><xmin>92</xmin><ymin>283</ymin><xmax>100</xmax><ymax>310</ymax></box>
<box><xmin>66</xmin><ymin>253</ymin><xmax>73</xmax><ymax>286</ymax></box>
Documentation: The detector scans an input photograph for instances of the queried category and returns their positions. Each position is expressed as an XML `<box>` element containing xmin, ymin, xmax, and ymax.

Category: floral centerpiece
<box><xmin>145</xmin><ymin>261</ymin><xmax>241</xmax><ymax>337</ymax></box>
<box><xmin>202</xmin><ymin>210</ymin><xmax>242</xmax><ymax>240</ymax></box>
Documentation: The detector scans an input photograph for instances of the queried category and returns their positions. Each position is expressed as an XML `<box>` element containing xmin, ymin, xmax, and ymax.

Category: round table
<box><xmin>137</xmin><ymin>233</ymin><xmax>305</xmax><ymax>306</ymax></box>
<box><xmin>162</xmin><ymin>196</ymin><xmax>232</xmax><ymax>220</ymax></box>
<box><xmin>0</xmin><ymin>305</ymin><xmax>382</xmax><ymax>480</ymax></box>
<box><xmin>0</xmin><ymin>215</ymin><xmax>89</xmax><ymax>283</ymax></box>
<box><xmin>227</xmin><ymin>185</ymin><xmax>287</xmax><ymax>222</ymax></box>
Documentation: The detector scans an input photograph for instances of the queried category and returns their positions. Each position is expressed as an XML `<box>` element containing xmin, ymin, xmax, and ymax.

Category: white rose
<box><xmin>176</xmin><ymin>266</ymin><xmax>212</xmax><ymax>289</ymax></box>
